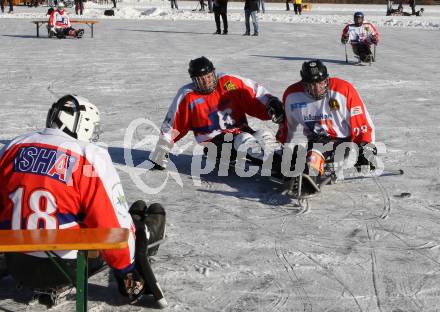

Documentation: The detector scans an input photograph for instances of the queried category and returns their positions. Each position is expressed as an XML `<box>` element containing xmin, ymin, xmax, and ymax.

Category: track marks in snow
<box><xmin>366</xmin><ymin>224</ymin><xmax>383</xmax><ymax>312</ymax></box>
<box><xmin>274</xmin><ymin>217</ymin><xmax>312</xmax><ymax>312</ymax></box>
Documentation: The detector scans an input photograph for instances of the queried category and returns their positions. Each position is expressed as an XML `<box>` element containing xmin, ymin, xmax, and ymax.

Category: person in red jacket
<box><xmin>0</xmin><ymin>95</ymin><xmax>166</xmax><ymax>306</ymax></box>
<box><xmin>273</xmin><ymin>60</ymin><xmax>377</xmax><ymax>196</ymax></box>
<box><xmin>149</xmin><ymin>56</ymin><xmax>283</xmax><ymax>171</ymax></box>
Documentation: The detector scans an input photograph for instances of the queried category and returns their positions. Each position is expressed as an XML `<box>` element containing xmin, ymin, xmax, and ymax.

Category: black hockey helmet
<box><xmin>188</xmin><ymin>56</ymin><xmax>215</xmax><ymax>78</ymax></box>
<box><xmin>354</xmin><ymin>11</ymin><xmax>364</xmax><ymax>26</ymax></box>
<box><xmin>300</xmin><ymin>60</ymin><xmax>329</xmax><ymax>84</ymax></box>
<box><xmin>188</xmin><ymin>56</ymin><xmax>218</xmax><ymax>94</ymax></box>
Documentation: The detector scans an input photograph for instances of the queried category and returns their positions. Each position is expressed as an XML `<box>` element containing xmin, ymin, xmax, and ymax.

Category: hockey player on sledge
<box><xmin>273</xmin><ymin>60</ymin><xmax>378</xmax><ymax>197</ymax></box>
<box><xmin>341</xmin><ymin>12</ymin><xmax>380</xmax><ymax>63</ymax></box>
<box><xmin>149</xmin><ymin>56</ymin><xmax>284</xmax><ymax>170</ymax></box>
<box><xmin>48</xmin><ymin>2</ymin><xmax>84</xmax><ymax>39</ymax></box>
<box><xmin>0</xmin><ymin>95</ymin><xmax>167</xmax><ymax>307</ymax></box>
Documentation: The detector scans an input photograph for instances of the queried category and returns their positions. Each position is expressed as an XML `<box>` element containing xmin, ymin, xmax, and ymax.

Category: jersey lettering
<box><xmin>14</xmin><ymin>146</ymin><xmax>77</xmax><ymax>184</ymax></box>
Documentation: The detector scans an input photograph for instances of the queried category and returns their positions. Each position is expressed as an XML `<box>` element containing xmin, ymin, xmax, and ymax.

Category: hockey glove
<box><xmin>149</xmin><ymin>136</ymin><xmax>172</xmax><ymax>170</ymax></box>
<box><xmin>267</xmin><ymin>96</ymin><xmax>285</xmax><ymax>124</ymax></box>
<box><xmin>115</xmin><ymin>268</ymin><xmax>145</xmax><ymax>302</ymax></box>
<box><xmin>341</xmin><ymin>36</ymin><xmax>349</xmax><ymax>44</ymax></box>
<box><xmin>355</xmin><ymin>143</ymin><xmax>377</xmax><ymax>172</ymax></box>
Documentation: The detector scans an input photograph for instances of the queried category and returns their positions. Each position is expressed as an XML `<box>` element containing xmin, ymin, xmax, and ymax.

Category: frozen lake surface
<box><xmin>1</xmin><ymin>2</ymin><xmax>440</xmax><ymax>311</ymax></box>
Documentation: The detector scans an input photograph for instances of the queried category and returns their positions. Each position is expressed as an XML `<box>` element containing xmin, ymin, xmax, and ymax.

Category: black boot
<box><xmin>144</xmin><ymin>203</ymin><xmax>166</xmax><ymax>256</ymax></box>
<box><xmin>129</xmin><ymin>201</ymin><xmax>166</xmax><ymax>257</ymax></box>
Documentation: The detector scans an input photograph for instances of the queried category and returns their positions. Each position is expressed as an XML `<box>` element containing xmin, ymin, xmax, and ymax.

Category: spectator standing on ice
<box><xmin>258</xmin><ymin>0</ymin><xmax>265</xmax><ymax>13</ymax></box>
<box><xmin>0</xmin><ymin>0</ymin><xmax>13</xmax><ymax>14</ymax></box>
<box><xmin>74</xmin><ymin>0</ymin><xmax>84</xmax><ymax>15</ymax></box>
<box><xmin>293</xmin><ymin>0</ymin><xmax>302</xmax><ymax>15</ymax></box>
<box><xmin>170</xmin><ymin>0</ymin><xmax>178</xmax><ymax>10</ymax></box>
<box><xmin>244</xmin><ymin>0</ymin><xmax>259</xmax><ymax>36</ymax></box>
<box><xmin>213</xmin><ymin>0</ymin><xmax>228</xmax><ymax>34</ymax></box>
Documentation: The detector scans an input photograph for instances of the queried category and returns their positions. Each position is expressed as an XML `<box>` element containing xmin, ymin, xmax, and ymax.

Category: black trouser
<box><xmin>5</xmin><ymin>253</ymin><xmax>104</xmax><ymax>289</ymax></box>
<box><xmin>214</xmin><ymin>5</ymin><xmax>227</xmax><ymax>32</ymax></box>
<box><xmin>170</xmin><ymin>0</ymin><xmax>178</xmax><ymax>9</ymax></box>
<box><xmin>0</xmin><ymin>0</ymin><xmax>13</xmax><ymax>12</ymax></box>
<box><xmin>293</xmin><ymin>3</ymin><xmax>301</xmax><ymax>14</ymax></box>
<box><xmin>56</xmin><ymin>27</ymin><xmax>77</xmax><ymax>38</ymax></box>
<box><xmin>285</xmin><ymin>0</ymin><xmax>290</xmax><ymax>10</ymax></box>
<box><xmin>111</xmin><ymin>0</ymin><xmax>116</xmax><ymax>7</ymax></box>
<box><xmin>352</xmin><ymin>43</ymin><xmax>372</xmax><ymax>61</ymax></box>
<box><xmin>409</xmin><ymin>0</ymin><xmax>416</xmax><ymax>14</ymax></box>
<box><xmin>75</xmin><ymin>0</ymin><xmax>83</xmax><ymax>15</ymax></box>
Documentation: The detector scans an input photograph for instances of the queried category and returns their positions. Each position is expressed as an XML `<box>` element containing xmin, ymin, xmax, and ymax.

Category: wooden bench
<box><xmin>32</xmin><ymin>19</ymin><xmax>98</xmax><ymax>38</ymax></box>
<box><xmin>0</xmin><ymin>228</ymin><xmax>129</xmax><ymax>312</ymax></box>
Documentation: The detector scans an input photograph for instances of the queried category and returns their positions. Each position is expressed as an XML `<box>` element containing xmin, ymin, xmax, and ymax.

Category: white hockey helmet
<box><xmin>57</xmin><ymin>2</ymin><xmax>65</xmax><ymax>10</ymax></box>
<box><xmin>46</xmin><ymin>95</ymin><xmax>101</xmax><ymax>143</ymax></box>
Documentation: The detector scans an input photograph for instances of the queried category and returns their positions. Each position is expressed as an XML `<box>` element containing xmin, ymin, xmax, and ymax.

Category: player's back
<box><xmin>0</xmin><ymin>128</ymin><xmax>102</xmax><ymax>231</ymax></box>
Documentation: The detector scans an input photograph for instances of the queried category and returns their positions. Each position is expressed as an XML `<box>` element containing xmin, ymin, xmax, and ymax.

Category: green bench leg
<box><xmin>76</xmin><ymin>250</ymin><xmax>88</xmax><ymax>312</ymax></box>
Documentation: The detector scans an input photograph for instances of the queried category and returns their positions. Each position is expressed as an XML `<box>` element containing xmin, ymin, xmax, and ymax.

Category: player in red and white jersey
<box><xmin>0</xmin><ymin>95</ymin><xmax>166</xmax><ymax>304</ymax></box>
<box><xmin>278</xmin><ymin>61</ymin><xmax>375</xmax><ymax>145</ymax></box>
<box><xmin>273</xmin><ymin>60</ymin><xmax>377</xmax><ymax>195</ymax></box>
<box><xmin>341</xmin><ymin>12</ymin><xmax>380</xmax><ymax>62</ymax></box>
<box><xmin>150</xmin><ymin>56</ymin><xmax>283</xmax><ymax>169</ymax></box>
<box><xmin>48</xmin><ymin>2</ymin><xmax>84</xmax><ymax>38</ymax></box>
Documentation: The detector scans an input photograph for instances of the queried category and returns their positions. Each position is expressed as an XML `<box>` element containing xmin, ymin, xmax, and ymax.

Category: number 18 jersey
<box><xmin>0</xmin><ymin>128</ymin><xmax>135</xmax><ymax>271</ymax></box>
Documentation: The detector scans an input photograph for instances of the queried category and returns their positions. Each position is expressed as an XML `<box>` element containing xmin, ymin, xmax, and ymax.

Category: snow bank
<box><xmin>1</xmin><ymin>1</ymin><xmax>439</xmax><ymax>29</ymax></box>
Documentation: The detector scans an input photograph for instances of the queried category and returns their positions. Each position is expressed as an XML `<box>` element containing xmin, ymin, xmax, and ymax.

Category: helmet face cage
<box><xmin>46</xmin><ymin>95</ymin><xmax>100</xmax><ymax>143</ymax></box>
<box><xmin>188</xmin><ymin>56</ymin><xmax>218</xmax><ymax>94</ymax></box>
<box><xmin>303</xmin><ymin>79</ymin><xmax>329</xmax><ymax>100</ymax></box>
<box><xmin>192</xmin><ymin>72</ymin><xmax>218</xmax><ymax>94</ymax></box>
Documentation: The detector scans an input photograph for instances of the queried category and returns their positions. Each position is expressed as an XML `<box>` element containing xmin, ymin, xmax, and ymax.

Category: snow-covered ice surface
<box><xmin>1</xmin><ymin>1</ymin><xmax>440</xmax><ymax>311</ymax></box>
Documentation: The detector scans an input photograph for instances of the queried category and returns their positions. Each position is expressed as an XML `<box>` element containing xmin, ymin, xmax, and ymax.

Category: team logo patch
<box><xmin>351</xmin><ymin>106</ymin><xmax>363</xmax><ymax>116</ymax></box>
<box><xmin>329</xmin><ymin>98</ymin><xmax>340</xmax><ymax>111</ymax></box>
<box><xmin>223</xmin><ymin>80</ymin><xmax>237</xmax><ymax>91</ymax></box>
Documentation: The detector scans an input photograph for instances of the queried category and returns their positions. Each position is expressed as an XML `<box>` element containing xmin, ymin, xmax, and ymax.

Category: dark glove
<box><xmin>355</xmin><ymin>143</ymin><xmax>377</xmax><ymax>172</ymax></box>
<box><xmin>267</xmin><ymin>96</ymin><xmax>285</xmax><ymax>124</ymax></box>
<box><xmin>115</xmin><ymin>268</ymin><xmax>145</xmax><ymax>302</ymax></box>
<box><xmin>341</xmin><ymin>36</ymin><xmax>348</xmax><ymax>44</ymax></box>
<box><xmin>371</xmin><ymin>36</ymin><xmax>378</xmax><ymax>45</ymax></box>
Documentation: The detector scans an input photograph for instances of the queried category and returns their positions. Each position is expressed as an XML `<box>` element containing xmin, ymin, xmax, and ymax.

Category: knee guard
<box><xmin>252</xmin><ymin>130</ymin><xmax>278</xmax><ymax>150</ymax></box>
<box><xmin>233</xmin><ymin>132</ymin><xmax>264</xmax><ymax>161</ymax></box>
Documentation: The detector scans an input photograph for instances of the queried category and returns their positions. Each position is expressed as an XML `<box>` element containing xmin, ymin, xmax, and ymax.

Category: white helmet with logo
<box><xmin>46</xmin><ymin>94</ymin><xmax>101</xmax><ymax>143</ymax></box>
